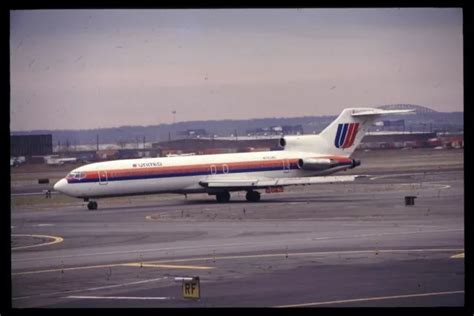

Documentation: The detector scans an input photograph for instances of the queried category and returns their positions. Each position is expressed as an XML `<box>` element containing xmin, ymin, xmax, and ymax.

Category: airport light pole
<box><xmin>171</xmin><ymin>110</ymin><xmax>176</xmax><ymax>142</ymax></box>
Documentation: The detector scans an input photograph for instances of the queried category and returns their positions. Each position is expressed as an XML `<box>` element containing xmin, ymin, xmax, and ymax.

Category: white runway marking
<box><xmin>66</xmin><ymin>295</ymin><xmax>172</xmax><ymax>300</ymax></box>
<box><xmin>369</xmin><ymin>173</ymin><xmax>453</xmax><ymax>190</ymax></box>
<box><xmin>12</xmin><ymin>276</ymin><xmax>169</xmax><ymax>301</ymax></box>
<box><xmin>276</xmin><ymin>290</ymin><xmax>464</xmax><ymax>307</ymax></box>
<box><xmin>399</xmin><ymin>183</ymin><xmax>451</xmax><ymax>190</ymax></box>
<box><xmin>369</xmin><ymin>173</ymin><xmax>428</xmax><ymax>180</ymax></box>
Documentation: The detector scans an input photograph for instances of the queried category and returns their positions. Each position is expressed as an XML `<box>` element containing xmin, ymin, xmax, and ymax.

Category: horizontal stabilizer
<box><xmin>351</xmin><ymin>109</ymin><xmax>415</xmax><ymax>117</ymax></box>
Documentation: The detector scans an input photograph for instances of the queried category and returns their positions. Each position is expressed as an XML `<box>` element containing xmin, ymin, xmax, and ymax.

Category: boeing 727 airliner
<box><xmin>54</xmin><ymin>108</ymin><xmax>413</xmax><ymax>210</ymax></box>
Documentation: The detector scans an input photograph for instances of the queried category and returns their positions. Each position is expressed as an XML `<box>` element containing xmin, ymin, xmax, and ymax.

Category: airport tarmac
<box><xmin>10</xmin><ymin>148</ymin><xmax>464</xmax><ymax>308</ymax></box>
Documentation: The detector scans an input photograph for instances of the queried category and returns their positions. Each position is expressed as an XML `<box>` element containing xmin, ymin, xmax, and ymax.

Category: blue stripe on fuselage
<box><xmin>335</xmin><ymin>124</ymin><xmax>343</xmax><ymax>148</ymax></box>
<box><xmin>340</xmin><ymin>123</ymin><xmax>349</xmax><ymax>148</ymax></box>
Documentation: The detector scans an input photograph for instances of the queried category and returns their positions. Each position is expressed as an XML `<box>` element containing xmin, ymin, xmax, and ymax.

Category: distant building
<box><xmin>117</xmin><ymin>149</ymin><xmax>140</xmax><ymax>159</ymax></box>
<box><xmin>360</xmin><ymin>132</ymin><xmax>437</xmax><ymax>149</ymax></box>
<box><xmin>96</xmin><ymin>149</ymin><xmax>119</xmax><ymax>160</ymax></box>
<box><xmin>434</xmin><ymin>132</ymin><xmax>464</xmax><ymax>149</ymax></box>
<box><xmin>179</xmin><ymin>129</ymin><xmax>208</xmax><ymax>138</ymax></box>
<box><xmin>246</xmin><ymin>125</ymin><xmax>303</xmax><ymax>136</ymax></box>
<box><xmin>74</xmin><ymin>151</ymin><xmax>96</xmax><ymax>161</ymax></box>
<box><xmin>11</xmin><ymin>134</ymin><xmax>53</xmax><ymax>157</ymax></box>
<box><xmin>153</xmin><ymin>138</ymin><xmax>281</xmax><ymax>156</ymax></box>
<box><xmin>281</xmin><ymin>125</ymin><xmax>304</xmax><ymax>135</ymax></box>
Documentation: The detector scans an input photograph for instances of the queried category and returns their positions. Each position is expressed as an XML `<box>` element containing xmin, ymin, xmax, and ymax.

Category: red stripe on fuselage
<box><xmin>75</xmin><ymin>156</ymin><xmax>352</xmax><ymax>180</ymax></box>
<box><xmin>342</xmin><ymin>123</ymin><xmax>355</xmax><ymax>148</ymax></box>
<box><xmin>342</xmin><ymin>123</ymin><xmax>359</xmax><ymax>148</ymax></box>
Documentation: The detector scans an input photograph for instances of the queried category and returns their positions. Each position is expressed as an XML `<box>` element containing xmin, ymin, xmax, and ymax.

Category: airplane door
<box><xmin>98</xmin><ymin>170</ymin><xmax>108</xmax><ymax>185</ymax></box>
<box><xmin>210</xmin><ymin>165</ymin><xmax>217</xmax><ymax>175</ymax></box>
<box><xmin>283</xmin><ymin>159</ymin><xmax>290</xmax><ymax>173</ymax></box>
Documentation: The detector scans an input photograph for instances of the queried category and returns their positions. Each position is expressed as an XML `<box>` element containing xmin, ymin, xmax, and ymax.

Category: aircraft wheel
<box><xmin>87</xmin><ymin>201</ymin><xmax>98</xmax><ymax>210</ymax></box>
<box><xmin>246</xmin><ymin>191</ymin><xmax>261</xmax><ymax>202</ymax></box>
<box><xmin>216</xmin><ymin>191</ymin><xmax>231</xmax><ymax>203</ymax></box>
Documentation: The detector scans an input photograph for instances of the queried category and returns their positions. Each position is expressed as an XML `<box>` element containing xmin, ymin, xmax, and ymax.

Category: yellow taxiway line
<box><xmin>66</xmin><ymin>295</ymin><xmax>172</xmax><ymax>300</ymax></box>
<box><xmin>12</xmin><ymin>261</ymin><xmax>213</xmax><ymax>276</ymax></box>
<box><xmin>12</xmin><ymin>234</ymin><xmax>64</xmax><ymax>250</ymax></box>
<box><xmin>276</xmin><ymin>290</ymin><xmax>464</xmax><ymax>307</ymax></box>
<box><xmin>123</xmin><ymin>263</ymin><xmax>213</xmax><ymax>270</ymax></box>
<box><xmin>147</xmin><ymin>248</ymin><xmax>465</xmax><ymax>264</ymax></box>
<box><xmin>12</xmin><ymin>247</ymin><xmax>462</xmax><ymax>276</ymax></box>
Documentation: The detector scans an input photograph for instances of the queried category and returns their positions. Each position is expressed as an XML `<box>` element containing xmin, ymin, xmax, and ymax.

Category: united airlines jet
<box><xmin>54</xmin><ymin>108</ymin><xmax>413</xmax><ymax>210</ymax></box>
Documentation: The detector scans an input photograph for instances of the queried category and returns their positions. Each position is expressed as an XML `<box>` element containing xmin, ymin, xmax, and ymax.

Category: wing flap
<box><xmin>200</xmin><ymin>175</ymin><xmax>360</xmax><ymax>189</ymax></box>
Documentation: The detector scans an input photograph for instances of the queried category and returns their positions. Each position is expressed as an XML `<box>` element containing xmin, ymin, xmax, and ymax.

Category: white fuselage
<box><xmin>54</xmin><ymin>150</ymin><xmax>353</xmax><ymax>199</ymax></box>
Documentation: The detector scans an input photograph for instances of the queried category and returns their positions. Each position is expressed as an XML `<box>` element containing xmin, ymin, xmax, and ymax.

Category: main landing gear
<box><xmin>211</xmin><ymin>190</ymin><xmax>261</xmax><ymax>203</ymax></box>
<box><xmin>85</xmin><ymin>199</ymin><xmax>98</xmax><ymax>210</ymax></box>
<box><xmin>246</xmin><ymin>190</ymin><xmax>261</xmax><ymax>202</ymax></box>
<box><xmin>215</xmin><ymin>191</ymin><xmax>231</xmax><ymax>203</ymax></box>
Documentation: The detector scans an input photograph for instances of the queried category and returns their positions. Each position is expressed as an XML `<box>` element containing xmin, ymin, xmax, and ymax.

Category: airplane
<box><xmin>45</xmin><ymin>155</ymin><xmax>78</xmax><ymax>165</ymax></box>
<box><xmin>54</xmin><ymin>108</ymin><xmax>413</xmax><ymax>210</ymax></box>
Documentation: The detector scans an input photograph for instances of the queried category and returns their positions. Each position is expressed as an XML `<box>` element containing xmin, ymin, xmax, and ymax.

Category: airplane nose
<box><xmin>54</xmin><ymin>178</ymin><xmax>68</xmax><ymax>193</ymax></box>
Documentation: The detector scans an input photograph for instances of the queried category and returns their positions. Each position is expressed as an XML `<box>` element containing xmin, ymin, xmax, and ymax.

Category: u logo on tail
<box><xmin>335</xmin><ymin>123</ymin><xmax>359</xmax><ymax>148</ymax></box>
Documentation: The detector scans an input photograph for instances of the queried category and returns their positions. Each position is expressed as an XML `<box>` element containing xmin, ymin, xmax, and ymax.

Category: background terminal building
<box><xmin>10</xmin><ymin>134</ymin><xmax>53</xmax><ymax>158</ymax></box>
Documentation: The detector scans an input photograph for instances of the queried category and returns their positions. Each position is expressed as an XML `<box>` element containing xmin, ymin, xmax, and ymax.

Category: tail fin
<box><xmin>282</xmin><ymin>107</ymin><xmax>414</xmax><ymax>157</ymax></box>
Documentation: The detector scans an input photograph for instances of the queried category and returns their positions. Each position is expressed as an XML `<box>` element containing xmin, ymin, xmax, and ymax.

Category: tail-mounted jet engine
<box><xmin>297</xmin><ymin>158</ymin><xmax>361</xmax><ymax>170</ymax></box>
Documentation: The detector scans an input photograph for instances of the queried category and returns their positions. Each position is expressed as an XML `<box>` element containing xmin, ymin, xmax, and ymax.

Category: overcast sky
<box><xmin>10</xmin><ymin>8</ymin><xmax>463</xmax><ymax>131</ymax></box>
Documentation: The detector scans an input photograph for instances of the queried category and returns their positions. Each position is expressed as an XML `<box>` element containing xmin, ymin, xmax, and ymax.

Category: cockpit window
<box><xmin>67</xmin><ymin>171</ymin><xmax>86</xmax><ymax>179</ymax></box>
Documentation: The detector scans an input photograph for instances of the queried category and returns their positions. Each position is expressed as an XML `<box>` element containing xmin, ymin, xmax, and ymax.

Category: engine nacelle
<box><xmin>351</xmin><ymin>159</ymin><xmax>361</xmax><ymax>168</ymax></box>
<box><xmin>297</xmin><ymin>158</ymin><xmax>361</xmax><ymax>170</ymax></box>
<box><xmin>297</xmin><ymin>158</ymin><xmax>336</xmax><ymax>170</ymax></box>
<box><xmin>279</xmin><ymin>135</ymin><xmax>323</xmax><ymax>152</ymax></box>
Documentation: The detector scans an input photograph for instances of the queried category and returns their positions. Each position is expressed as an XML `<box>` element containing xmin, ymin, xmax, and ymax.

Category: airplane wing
<box><xmin>199</xmin><ymin>175</ymin><xmax>362</xmax><ymax>190</ymax></box>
